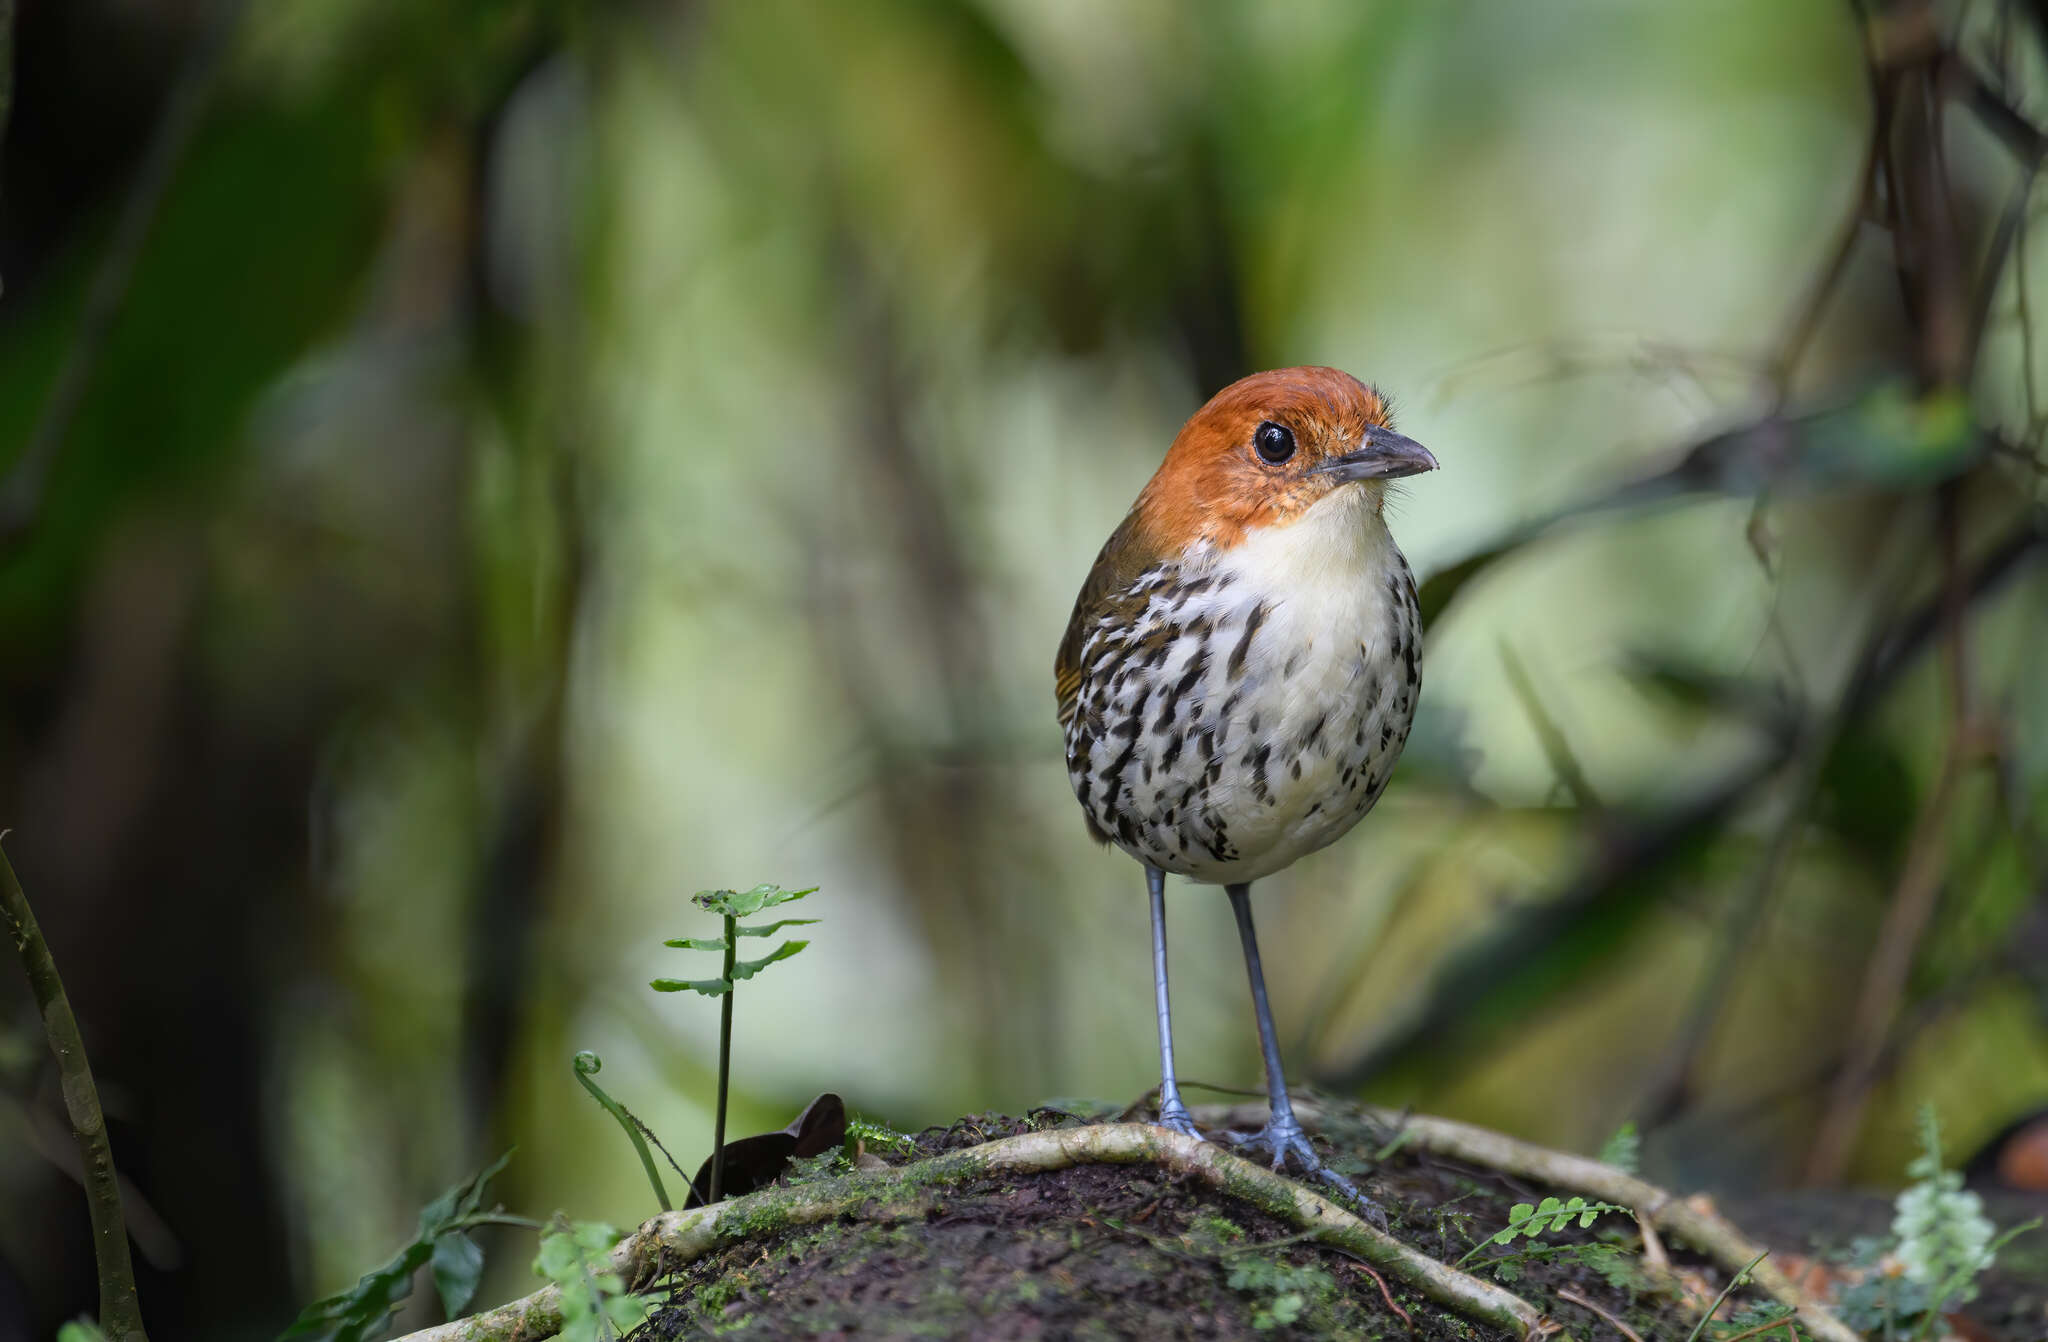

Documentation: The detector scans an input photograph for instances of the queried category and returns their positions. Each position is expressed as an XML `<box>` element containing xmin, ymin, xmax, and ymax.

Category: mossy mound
<box><xmin>633</xmin><ymin>1102</ymin><xmax>1891</xmax><ymax>1341</ymax></box>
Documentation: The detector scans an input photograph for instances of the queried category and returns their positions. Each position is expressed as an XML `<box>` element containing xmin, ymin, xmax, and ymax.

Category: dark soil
<box><xmin>632</xmin><ymin>1102</ymin><xmax>2048</xmax><ymax>1341</ymax></box>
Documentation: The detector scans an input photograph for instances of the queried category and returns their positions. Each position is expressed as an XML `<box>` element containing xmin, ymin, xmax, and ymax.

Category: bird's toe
<box><xmin>1225</xmin><ymin>1121</ymin><xmax>1389</xmax><ymax>1229</ymax></box>
<box><xmin>1154</xmin><ymin>1102</ymin><xmax>1206</xmax><ymax>1141</ymax></box>
<box><xmin>1310</xmin><ymin>1164</ymin><xmax>1390</xmax><ymax>1231</ymax></box>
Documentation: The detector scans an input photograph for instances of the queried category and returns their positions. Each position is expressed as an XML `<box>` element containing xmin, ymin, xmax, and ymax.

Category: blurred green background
<box><xmin>3</xmin><ymin>0</ymin><xmax>2045</xmax><ymax>1336</ymax></box>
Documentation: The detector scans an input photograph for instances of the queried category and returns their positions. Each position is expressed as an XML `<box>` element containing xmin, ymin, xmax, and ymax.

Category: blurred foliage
<box><xmin>529</xmin><ymin>1219</ymin><xmax>652</xmax><ymax>1342</ymax></box>
<box><xmin>275</xmin><ymin>1152</ymin><xmax>515</xmax><ymax>1342</ymax></box>
<box><xmin>2</xmin><ymin>0</ymin><xmax>2046</xmax><ymax>1337</ymax></box>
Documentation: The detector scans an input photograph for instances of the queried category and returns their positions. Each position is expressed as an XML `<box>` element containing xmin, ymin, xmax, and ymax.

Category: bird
<box><xmin>1055</xmin><ymin>366</ymin><xmax>1436</xmax><ymax>1213</ymax></box>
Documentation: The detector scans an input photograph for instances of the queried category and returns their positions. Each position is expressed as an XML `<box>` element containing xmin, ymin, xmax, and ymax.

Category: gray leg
<box><xmin>1147</xmin><ymin>865</ymin><xmax>1201</xmax><ymax>1138</ymax></box>
<box><xmin>1222</xmin><ymin>883</ymin><xmax>1385</xmax><ymax>1227</ymax></box>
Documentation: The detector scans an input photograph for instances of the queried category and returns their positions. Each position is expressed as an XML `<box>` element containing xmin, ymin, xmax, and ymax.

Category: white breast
<box><xmin>1066</xmin><ymin>486</ymin><xmax>1422</xmax><ymax>885</ymax></box>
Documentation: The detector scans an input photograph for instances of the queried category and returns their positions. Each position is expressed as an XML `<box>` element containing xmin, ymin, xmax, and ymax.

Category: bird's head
<box><xmin>1133</xmin><ymin>366</ymin><xmax>1437</xmax><ymax>552</ymax></box>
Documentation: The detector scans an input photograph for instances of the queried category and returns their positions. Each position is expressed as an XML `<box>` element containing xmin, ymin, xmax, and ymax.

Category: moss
<box><xmin>620</xmin><ymin>1100</ymin><xmax>1981</xmax><ymax>1341</ymax></box>
<box><xmin>1189</xmin><ymin>1210</ymin><xmax>1250</xmax><ymax>1245</ymax></box>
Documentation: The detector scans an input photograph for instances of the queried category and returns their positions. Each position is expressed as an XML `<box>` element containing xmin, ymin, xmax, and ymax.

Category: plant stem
<box><xmin>1</xmin><ymin>844</ymin><xmax>149</xmax><ymax>1342</ymax></box>
<box><xmin>572</xmin><ymin>1053</ymin><xmax>671</xmax><ymax>1211</ymax></box>
<box><xmin>709</xmin><ymin>913</ymin><xmax>735</xmax><ymax>1204</ymax></box>
<box><xmin>1682</xmin><ymin>1250</ymin><xmax>1768</xmax><ymax>1342</ymax></box>
<box><xmin>0</xmin><ymin>0</ymin><xmax>245</xmax><ymax>543</ymax></box>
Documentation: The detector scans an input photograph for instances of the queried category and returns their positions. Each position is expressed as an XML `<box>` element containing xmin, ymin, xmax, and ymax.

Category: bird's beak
<box><xmin>1309</xmin><ymin>428</ymin><xmax>1439</xmax><ymax>482</ymax></box>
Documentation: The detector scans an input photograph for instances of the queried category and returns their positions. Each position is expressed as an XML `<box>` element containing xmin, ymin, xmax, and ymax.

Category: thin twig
<box><xmin>2019</xmin><ymin>178</ymin><xmax>2044</xmax><ymax>432</ymax></box>
<box><xmin>0</xmin><ymin>0</ymin><xmax>246</xmax><ymax>544</ymax></box>
<box><xmin>1682</xmin><ymin>1250</ymin><xmax>1770</xmax><ymax>1342</ymax></box>
<box><xmin>1767</xmin><ymin>122</ymin><xmax>1879</xmax><ymax>409</ymax></box>
<box><xmin>1956</xmin><ymin>91</ymin><xmax>2045</xmax><ymax>364</ymax></box>
<box><xmin>1642</xmin><ymin>514</ymin><xmax>1923</xmax><ymax>1126</ymax></box>
<box><xmin>395</xmin><ymin>1124</ymin><xmax>1560</xmax><ymax>1342</ymax></box>
<box><xmin>20</xmin><ymin>1101</ymin><xmax>181</xmax><ymax>1269</ymax></box>
<box><xmin>1951</xmin><ymin>48</ymin><xmax>2048</xmax><ymax>165</ymax></box>
<box><xmin>1343</xmin><ymin>1258</ymin><xmax>1413</xmax><ymax>1327</ymax></box>
<box><xmin>1803</xmin><ymin>490</ymin><xmax>1977</xmax><ymax>1184</ymax></box>
<box><xmin>1892</xmin><ymin>51</ymin><xmax>1972</xmax><ymax>388</ymax></box>
<box><xmin>1637</xmin><ymin>1212</ymin><xmax>1671</xmax><ymax>1273</ymax></box>
<box><xmin>1556</xmin><ymin>1285</ymin><xmax>1645</xmax><ymax>1342</ymax></box>
<box><xmin>1499</xmin><ymin>641</ymin><xmax>1603</xmax><ymax>812</ymax></box>
<box><xmin>1</xmin><ymin>842</ymin><xmax>148</xmax><ymax>1342</ymax></box>
<box><xmin>1709</xmin><ymin>1314</ymin><xmax>1811</xmax><ymax>1342</ymax></box>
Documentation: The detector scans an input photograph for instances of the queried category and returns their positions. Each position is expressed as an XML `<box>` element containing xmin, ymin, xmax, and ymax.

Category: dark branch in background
<box><xmin>1497</xmin><ymin>641</ymin><xmax>1604</xmax><ymax>813</ymax></box>
<box><xmin>1953</xmin><ymin>52</ymin><xmax>2048</xmax><ymax>164</ymax></box>
<box><xmin>802</xmin><ymin>209</ymin><xmax>1043</xmax><ymax>1100</ymax></box>
<box><xmin>1</xmin><ymin>0</ymin><xmax>14</xmax><ymax>183</ymax></box>
<box><xmin>1360</xmin><ymin>2</ymin><xmax>2048</xmax><ymax>1153</ymax></box>
<box><xmin>1175</xmin><ymin>137</ymin><xmax>1253</xmax><ymax>397</ymax></box>
<box><xmin>1764</xmin><ymin>105</ymin><xmax>1878</xmax><ymax>409</ymax></box>
<box><xmin>1</xmin><ymin>843</ymin><xmax>148</xmax><ymax>1342</ymax></box>
<box><xmin>1803</xmin><ymin>487</ymin><xmax>1981</xmax><ymax>1184</ymax></box>
<box><xmin>0</xmin><ymin>0</ymin><xmax>245</xmax><ymax>545</ymax></box>
<box><xmin>1887</xmin><ymin>22</ymin><xmax>1972</xmax><ymax>388</ymax></box>
<box><xmin>1638</xmin><ymin>524</ymin><xmax>1909</xmax><ymax>1130</ymax></box>
<box><xmin>1322</xmin><ymin>512</ymin><xmax>2046</xmax><ymax>1092</ymax></box>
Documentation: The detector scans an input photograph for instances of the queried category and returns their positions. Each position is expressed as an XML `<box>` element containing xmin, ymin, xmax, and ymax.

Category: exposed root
<box><xmin>1196</xmin><ymin>1100</ymin><xmax>1860</xmax><ymax>1342</ymax></box>
<box><xmin>396</xmin><ymin>1122</ymin><xmax>1565</xmax><ymax>1342</ymax></box>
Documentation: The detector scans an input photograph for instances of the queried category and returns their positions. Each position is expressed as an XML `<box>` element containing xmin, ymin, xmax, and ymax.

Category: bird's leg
<box><xmin>1146</xmin><ymin>865</ymin><xmax>1201</xmax><ymax>1138</ymax></box>
<box><xmin>1221</xmin><ymin>882</ymin><xmax>1386</xmax><ymax>1227</ymax></box>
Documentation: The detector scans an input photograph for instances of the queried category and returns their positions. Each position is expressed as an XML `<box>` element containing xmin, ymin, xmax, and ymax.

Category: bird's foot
<box><xmin>1224</xmin><ymin>1115</ymin><xmax>1388</xmax><ymax>1230</ymax></box>
<box><xmin>1154</xmin><ymin>1094</ymin><xmax>1205</xmax><ymax>1140</ymax></box>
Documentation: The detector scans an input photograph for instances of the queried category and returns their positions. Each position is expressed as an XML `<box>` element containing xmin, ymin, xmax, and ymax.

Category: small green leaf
<box><xmin>732</xmin><ymin>918</ymin><xmax>820</xmax><ymax>938</ymax></box>
<box><xmin>535</xmin><ymin>1221</ymin><xmax>647</xmax><ymax>1342</ymax></box>
<box><xmin>276</xmin><ymin>1240</ymin><xmax>430</xmax><ymax>1341</ymax></box>
<box><xmin>1597</xmin><ymin>1121</ymin><xmax>1641</xmax><ymax>1174</ymax></box>
<box><xmin>449</xmin><ymin>1149</ymin><xmax>515</xmax><ymax>1223</ymax></box>
<box><xmin>650</xmin><ymin>976</ymin><xmax>732</xmax><ymax>996</ymax></box>
<box><xmin>730</xmin><ymin>940</ymin><xmax>808</xmax><ymax>981</ymax></box>
<box><xmin>602</xmin><ymin>1291</ymin><xmax>653</xmax><ymax>1335</ymax></box>
<box><xmin>534</xmin><ymin>1229</ymin><xmax>582</xmax><ymax>1280</ymax></box>
<box><xmin>662</xmin><ymin>937</ymin><xmax>729</xmax><ymax>951</ymax></box>
<box><xmin>277</xmin><ymin>1151</ymin><xmax>514</xmax><ymax>1342</ymax></box>
<box><xmin>58</xmin><ymin>1322</ymin><xmax>109</xmax><ymax>1342</ymax></box>
<box><xmin>431</xmin><ymin>1232</ymin><xmax>484</xmax><ymax>1318</ymax></box>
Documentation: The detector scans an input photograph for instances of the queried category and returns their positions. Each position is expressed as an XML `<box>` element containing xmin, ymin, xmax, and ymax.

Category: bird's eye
<box><xmin>1254</xmin><ymin>421</ymin><xmax>1295</xmax><ymax>464</ymax></box>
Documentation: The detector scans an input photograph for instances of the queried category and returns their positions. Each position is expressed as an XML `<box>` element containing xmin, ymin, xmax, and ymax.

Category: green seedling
<box><xmin>1597</xmin><ymin>1120</ymin><xmax>1640</xmax><ymax>1174</ymax></box>
<box><xmin>1454</xmin><ymin>1194</ymin><xmax>1630</xmax><ymax>1268</ymax></box>
<box><xmin>1682</xmin><ymin>1249</ymin><xmax>1769</xmax><ymax>1342</ymax></box>
<box><xmin>1833</xmin><ymin>1104</ymin><xmax>2041</xmax><ymax>1341</ymax></box>
<box><xmin>652</xmin><ymin>883</ymin><xmax>819</xmax><ymax>1203</ymax></box>
<box><xmin>572</xmin><ymin>1051</ymin><xmax>679</xmax><ymax>1212</ymax></box>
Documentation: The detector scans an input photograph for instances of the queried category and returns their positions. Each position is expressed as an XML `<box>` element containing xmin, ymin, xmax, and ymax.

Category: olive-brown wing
<box><xmin>1054</xmin><ymin>512</ymin><xmax>1159</xmax><ymax>733</ymax></box>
